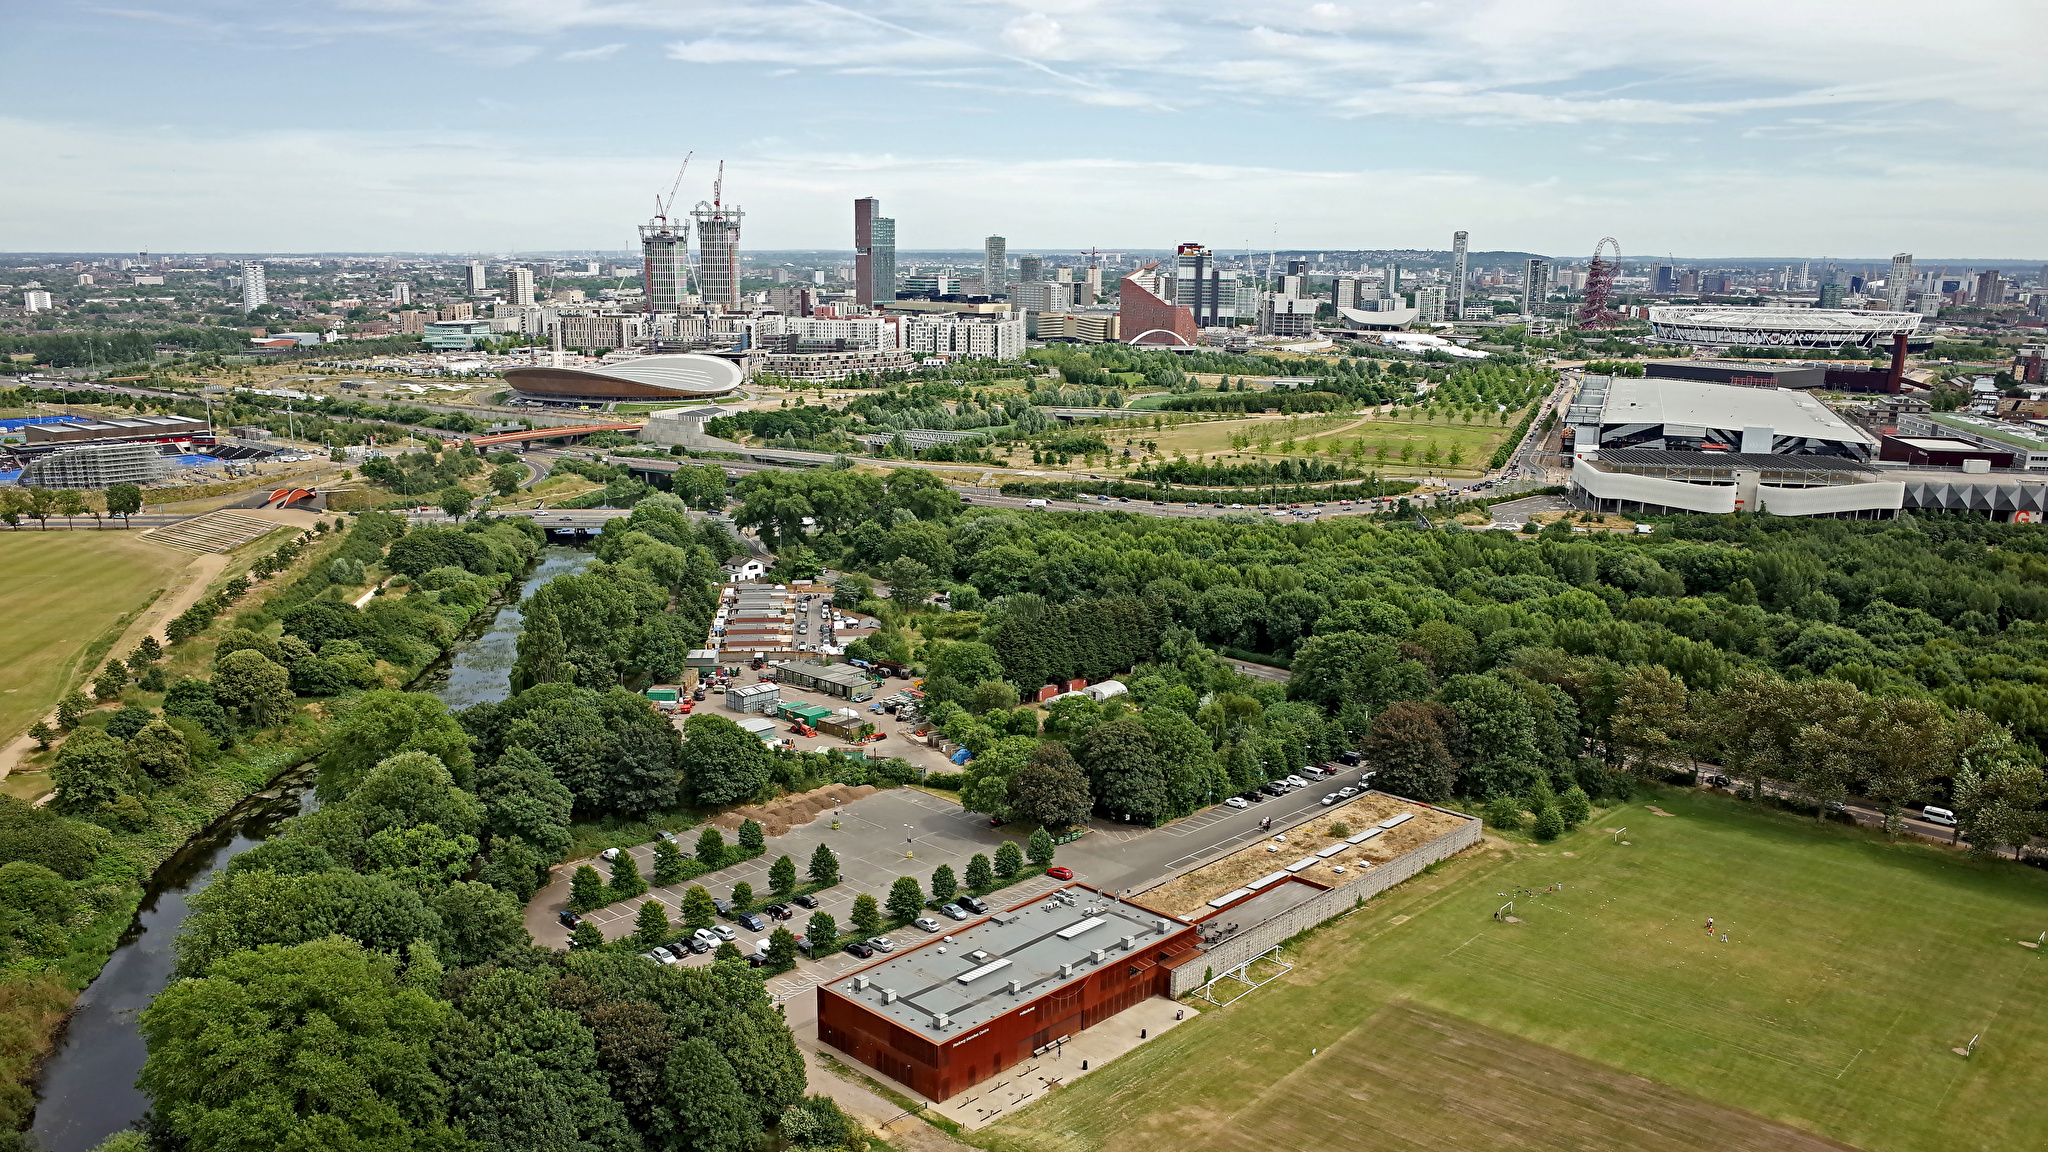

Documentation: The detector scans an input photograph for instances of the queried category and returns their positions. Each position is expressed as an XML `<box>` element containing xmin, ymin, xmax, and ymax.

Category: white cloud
<box><xmin>558</xmin><ymin>42</ymin><xmax>624</xmax><ymax>62</ymax></box>
<box><xmin>1001</xmin><ymin>13</ymin><xmax>1063</xmax><ymax>55</ymax></box>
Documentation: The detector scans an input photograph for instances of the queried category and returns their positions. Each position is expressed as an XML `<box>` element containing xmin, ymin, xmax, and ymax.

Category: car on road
<box><xmin>867</xmin><ymin>936</ymin><xmax>896</xmax><ymax>953</ymax></box>
<box><xmin>1224</xmin><ymin>796</ymin><xmax>1250</xmax><ymax>809</ymax></box>
<box><xmin>940</xmin><ymin>903</ymin><xmax>970</xmax><ymax>920</ymax></box>
<box><xmin>914</xmin><ymin>916</ymin><xmax>942</xmax><ymax>932</ymax></box>
<box><xmin>792</xmin><ymin>894</ymin><xmax>818</xmax><ymax>908</ymax></box>
<box><xmin>843</xmin><ymin>941</ymin><xmax>875</xmax><ymax>959</ymax></box>
<box><xmin>1045</xmin><ymin>866</ymin><xmax>1074</xmax><ymax>880</ymax></box>
<box><xmin>557</xmin><ymin>910</ymin><xmax>582</xmax><ymax>929</ymax></box>
<box><xmin>1321</xmin><ymin>793</ymin><xmax>1341</xmax><ymax>806</ymax></box>
<box><xmin>957</xmin><ymin>895</ymin><xmax>989</xmax><ymax>914</ymax></box>
<box><xmin>736</xmin><ymin>913</ymin><xmax>767</xmax><ymax>932</ymax></box>
<box><xmin>1337</xmin><ymin>785</ymin><xmax>1359</xmax><ymax>798</ymax></box>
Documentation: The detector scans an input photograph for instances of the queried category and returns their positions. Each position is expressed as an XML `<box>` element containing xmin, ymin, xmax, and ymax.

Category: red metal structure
<box><xmin>1574</xmin><ymin>236</ymin><xmax>1624</xmax><ymax>330</ymax></box>
<box><xmin>268</xmin><ymin>487</ymin><xmax>317</xmax><ymax>507</ymax></box>
<box><xmin>454</xmin><ymin>422</ymin><xmax>643</xmax><ymax>449</ymax></box>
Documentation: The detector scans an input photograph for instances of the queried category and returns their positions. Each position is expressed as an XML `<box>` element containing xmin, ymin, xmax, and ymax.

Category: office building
<box><xmin>1034</xmin><ymin>312</ymin><xmax>1119</xmax><ymax>343</ymax></box>
<box><xmin>1018</xmin><ymin>255</ymin><xmax>1044</xmax><ymax>283</ymax></box>
<box><xmin>1382</xmin><ymin>264</ymin><xmax>1402</xmax><ymax>301</ymax></box>
<box><xmin>390</xmin><ymin>282</ymin><xmax>411</xmax><ymax>306</ymax></box>
<box><xmin>423</xmin><ymin>320</ymin><xmax>495</xmax><ymax>351</ymax></box>
<box><xmin>1523</xmin><ymin>259</ymin><xmax>1551</xmax><ymax>315</ymax></box>
<box><xmin>693</xmin><ymin>198</ymin><xmax>744</xmax><ymax>310</ymax></box>
<box><xmin>1653</xmin><ymin>265</ymin><xmax>1676</xmax><ymax>294</ymax></box>
<box><xmin>466</xmin><ymin>262</ymin><xmax>487</xmax><ymax>294</ymax></box>
<box><xmin>902</xmin><ymin>274</ymin><xmax>958</xmax><ymax>298</ymax></box>
<box><xmin>1451</xmin><ymin>231</ymin><xmax>1469</xmax><ymax>317</ymax></box>
<box><xmin>1332</xmin><ymin>276</ymin><xmax>1362</xmax><ymax>311</ymax></box>
<box><xmin>507</xmin><ymin>268</ymin><xmax>536</xmax><ymax>307</ymax></box>
<box><xmin>765</xmin><ymin>284</ymin><xmax>814</xmax><ymax>316</ymax></box>
<box><xmin>1819</xmin><ymin>283</ymin><xmax>1846</xmax><ymax>309</ymax></box>
<box><xmin>983</xmin><ymin>236</ymin><xmax>1008</xmax><ymax>293</ymax></box>
<box><xmin>854</xmin><ymin>198</ymin><xmax>896</xmax><ymax>308</ymax></box>
<box><xmin>1977</xmin><ymin>271</ymin><xmax>2004</xmax><ymax>307</ymax></box>
<box><xmin>240</xmin><ymin>263</ymin><xmax>267</xmax><ymax>310</ymax></box>
<box><xmin>1082</xmin><ymin>265</ymin><xmax>1102</xmax><ymax>305</ymax></box>
<box><xmin>819</xmin><ymin>885</ymin><xmax>1200</xmax><ymax>1101</ymax></box>
<box><xmin>1008</xmin><ymin>281</ymin><xmax>1070</xmax><ymax>315</ymax></box>
<box><xmin>903</xmin><ymin>314</ymin><xmax>1025</xmax><ymax>360</ymax></box>
<box><xmin>1258</xmin><ymin>295</ymin><xmax>1320</xmax><ymax>337</ymax></box>
<box><xmin>1888</xmin><ymin>253</ymin><xmax>1914</xmax><ymax>311</ymax></box>
<box><xmin>1174</xmin><ymin>243</ymin><xmax>1241</xmax><ymax>327</ymax></box>
<box><xmin>22</xmin><ymin>290</ymin><xmax>51</xmax><ymax>313</ymax></box>
<box><xmin>1119</xmin><ymin>265</ymin><xmax>1196</xmax><ymax>345</ymax></box>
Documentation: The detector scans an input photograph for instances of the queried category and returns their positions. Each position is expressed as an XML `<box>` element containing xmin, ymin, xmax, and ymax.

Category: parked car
<box><xmin>684</xmin><ymin>936</ymin><xmax>712</xmax><ymax>954</ymax></box>
<box><xmin>1045</xmin><ymin>866</ymin><xmax>1074</xmax><ymax>880</ymax></box>
<box><xmin>1224</xmin><ymin>796</ymin><xmax>1250</xmax><ymax>809</ymax></box>
<box><xmin>712</xmin><ymin>897</ymin><xmax>733</xmax><ymax>918</ymax></box>
<box><xmin>651</xmin><ymin>945</ymin><xmax>679</xmax><ymax>963</ymax></box>
<box><xmin>1285</xmin><ymin>775</ymin><xmax>1308</xmax><ymax>789</ymax></box>
<box><xmin>711</xmin><ymin>924</ymin><xmax>736</xmax><ymax>941</ymax></box>
<box><xmin>843</xmin><ymin>941</ymin><xmax>876</xmax><ymax>959</ymax></box>
<box><xmin>957</xmin><ymin>895</ymin><xmax>988</xmax><ymax>914</ymax></box>
<box><xmin>600</xmin><ymin>847</ymin><xmax>622</xmax><ymax>861</ymax></box>
<box><xmin>557</xmin><ymin>910</ymin><xmax>582</xmax><ymax>929</ymax></box>
<box><xmin>763</xmin><ymin>903</ymin><xmax>793</xmax><ymax>921</ymax></box>
<box><xmin>867</xmin><ymin>936</ymin><xmax>896</xmax><ymax>953</ymax></box>
<box><xmin>940</xmin><ymin>903</ymin><xmax>970</xmax><ymax>920</ymax></box>
<box><xmin>1241</xmin><ymin>790</ymin><xmax>1267</xmax><ymax>803</ymax></box>
<box><xmin>792</xmin><ymin>894</ymin><xmax>819</xmax><ymax>909</ymax></box>
<box><xmin>914</xmin><ymin>916</ymin><xmax>942</xmax><ymax>932</ymax></box>
<box><xmin>1260</xmin><ymin>782</ymin><xmax>1288</xmax><ymax>797</ymax></box>
<box><xmin>1321</xmin><ymin>793</ymin><xmax>1341</xmax><ymax>806</ymax></box>
<box><xmin>656</xmin><ymin>830</ymin><xmax>681</xmax><ymax>844</ymax></box>
<box><xmin>693</xmin><ymin>928</ymin><xmax>720</xmax><ymax>945</ymax></box>
<box><xmin>736</xmin><ymin>912</ymin><xmax>767</xmax><ymax>932</ymax></box>
<box><xmin>1337</xmin><ymin>786</ymin><xmax>1359</xmax><ymax>798</ymax></box>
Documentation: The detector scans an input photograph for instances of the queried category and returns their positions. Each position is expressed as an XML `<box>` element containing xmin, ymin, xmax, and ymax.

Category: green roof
<box><xmin>1927</xmin><ymin>414</ymin><xmax>2048</xmax><ymax>451</ymax></box>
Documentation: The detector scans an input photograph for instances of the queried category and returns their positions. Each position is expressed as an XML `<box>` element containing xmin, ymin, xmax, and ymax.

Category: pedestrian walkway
<box><xmin>141</xmin><ymin>511</ymin><xmax>278</xmax><ymax>553</ymax></box>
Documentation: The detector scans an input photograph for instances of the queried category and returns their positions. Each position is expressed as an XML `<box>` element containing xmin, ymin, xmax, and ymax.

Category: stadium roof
<box><xmin>502</xmin><ymin>353</ymin><xmax>743</xmax><ymax>401</ymax></box>
<box><xmin>1648</xmin><ymin>306</ymin><xmax>1923</xmax><ymax>336</ymax></box>
<box><xmin>1597</xmin><ymin>378</ymin><xmax>1876</xmax><ymax>447</ymax></box>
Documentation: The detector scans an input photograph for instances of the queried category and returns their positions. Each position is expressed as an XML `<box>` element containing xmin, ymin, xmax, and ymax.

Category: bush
<box><xmin>1483</xmin><ymin>795</ymin><xmax>1523</xmax><ymax>831</ymax></box>
<box><xmin>1532</xmin><ymin>805</ymin><xmax>1565</xmax><ymax>841</ymax></box>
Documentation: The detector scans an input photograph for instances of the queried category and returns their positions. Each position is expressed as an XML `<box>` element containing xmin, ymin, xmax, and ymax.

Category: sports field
<box><xmin>0</xmin><ymin>533</ymin><xmax>184</xmax><ymax>741</ymax></box>
<box><xmin>982</xmin><ymin>788</ymin><xmax>2048</xmax><ymax>1152</ymax></box>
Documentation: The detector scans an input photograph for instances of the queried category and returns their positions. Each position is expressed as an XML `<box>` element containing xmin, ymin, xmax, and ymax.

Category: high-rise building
<box><xmin>1332</xmin><ymin>276</ymin><xmax>1363</xmax><ymax>311</ymax></box>
<box><xmin>240</xmin><ymin>263</ymin><xmax>267</xmax><ymax>310</ymax></box>
<box><xmin>1009</xmin><ymin>281</ymin><xmax>1070</xmax><ymax>315</ymax></box>
<box><xmin>1523</xmin><ymin>259</ymin><xmax>1551</xmax><ymax>315</ymax></box>
<box><xmin>466</xmin><ymin>261</ymin><xmax>487</xmax><ymax>294</ymax></box>
<box><xmin>1286</xmin><ymin>259</ymin><xmax>1308</xmax><ymax>278</ymax></box>
<box><xmin>693</xmin><ymin>197</ymin><xmax>744</xmax><ymax>310</ymax></box>
<box><xmin>1417</xmin><ymin>285</ymin><xmax>1449</xmax><ymax>322</ymax></box>
<box><xmin>507</xmin><ymin>268</ymin><xmax>536</xmax><ymax>307</ymax></box>
<box><xmin>1977</xmin><ymin>270</ymin><xmax>2004</xmax><ymax>307</ymax></box>
<box><xmin>1120</xmin><ymin>264</ymin><xmax>1196</xmax><ymax>346</ymax></box>
<box><xmin>983</xmin><ymin>236</ymin><xmax>1008</xmax><ymax>294</ymax></box>
<box><xmin>1173</xmin><ymin>243</ymin><xmax>1241</xmax><ymax>326</ymax></box>
<box><xmin>1653</xmin><ymin>265</ymin><xmax>1676</xmax><ymax>294</ymax></box>
<box><xmin>1082</xmin><ymin>265</ymin><xmax>1102</xmax><ymax>305</ymax></box>
<box><xmin>1383</xmin><ymin>264</ymin><xmax>1402</xmax><ymax>300</ymax></box>
<box><xmin>390</xmin><ymin>282</ymin><xmax>412</xmax><ymax>306</ymax></box>
<box><xmin>1451</xmin><ymin>231</ymin><xmax>1469</xmax><ymax>317</ymax></box>
<box><xmin>1018</xmin><ymin>255</ymin><xmax>1044</xmax><ymax>283</ymax></box>
<box><xmin>1819</xmin><ymin>283</ymin><xmax>1847</xmax><ymax>309</ymax></box>
<box><xmin>640</xmin><ymin>216</ymin><xmax>690</xmax><ymax>312</ymax></box>
<box><xmin>22</xmin><ymin>290</ymin><xmax>52</xmax><ymax>313</ymax></box>
<box><xmin>1888</xmin><ymin>253</ymin><xmax>1914</xmax><ymax>311</ymax></box>
<box><xmin>854</xmin><ymin>198</ymin><xmax>896</xmax><ymax>308</ymax></box>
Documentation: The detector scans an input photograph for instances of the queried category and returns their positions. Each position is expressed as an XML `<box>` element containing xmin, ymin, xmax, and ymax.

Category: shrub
<box><xmin>1483</xmin><ymin>795</ymin><xmax>1523</xmax><ymax>832</ymax></box>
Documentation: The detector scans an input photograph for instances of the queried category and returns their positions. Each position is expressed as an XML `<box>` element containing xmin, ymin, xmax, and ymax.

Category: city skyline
<box><xmin>2</xmin><ymin>1</ymin><xmax>2043</xmax><ymax>255</ymax></box>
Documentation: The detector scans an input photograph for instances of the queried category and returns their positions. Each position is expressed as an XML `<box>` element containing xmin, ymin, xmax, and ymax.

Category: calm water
<box><xmin>29</xmin><ymin>546</ymin><xmax>589</xmax><ymax>1151</ymax></box>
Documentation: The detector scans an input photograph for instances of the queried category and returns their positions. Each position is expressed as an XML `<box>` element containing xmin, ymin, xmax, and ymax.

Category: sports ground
<box><xmin>0</xmin><ymin>532</ymin><xmax>182</xmax><ymax>742</ymax></box>
<box><xmin>980</xmin><ymin>787</ymin><xmax>2048</xmax><ymax>1152</ymax></box>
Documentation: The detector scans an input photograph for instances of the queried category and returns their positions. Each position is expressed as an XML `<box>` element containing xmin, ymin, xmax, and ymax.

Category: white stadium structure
<box><xmin>1648</xmin><ymin>306</ymin><xmax>1927</xmax><ymax>351</ymax></box>
<box><xmin>501</xmin><ymin>353</ymin><xmax>744</xmax><ymax>402</ymax></box>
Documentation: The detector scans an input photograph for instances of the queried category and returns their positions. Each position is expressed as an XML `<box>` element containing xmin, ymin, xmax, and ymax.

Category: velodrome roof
<box><xmin>503</xmin><ymin>353</ymin><xmax>742</xmax><ymax>399</ymax></box>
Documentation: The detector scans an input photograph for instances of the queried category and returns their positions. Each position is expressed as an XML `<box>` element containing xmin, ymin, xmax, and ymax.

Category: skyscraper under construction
<box><xmin>693</xmin><ymin>194</ymin><xmax>744</xmax><ymax>311</ymax></box>
<box><xmin>640</xmin><ymin>217</ymin><xmax>689</xmax><ymax>313</ymax></box>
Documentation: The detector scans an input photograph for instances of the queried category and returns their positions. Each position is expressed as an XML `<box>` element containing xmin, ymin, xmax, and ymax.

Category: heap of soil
<box><xmin>710</xmin><ymin>783</ymin><xmax>878</xmax><ymax>837</ymax></box>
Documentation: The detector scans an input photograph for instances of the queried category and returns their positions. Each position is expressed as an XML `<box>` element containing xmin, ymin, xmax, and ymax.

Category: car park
<box><xmin>867</xmin><ymin>936</ymin><xmax>896</xmax><ymax>953</ymax></box>
<box><xmin>940</xmin><ymin>903</ymin><xmax>969</xmax><ymax>920</ymax></box>
<box><xmin>843</xmin><ymin>941</ymin><xmax>876</xmax><ymax>959</ymax></box>
<box><xmin>792</xmin><ymin>894</ymin><xmax>818</xmax><ymax>908</ymax></box>
<box><xmin>1045</xmin><ymin>866</ymin><xmax>1074</xmax><ymax>880</ymax></box>
<box><xmin>914</xmin><ymin>916</ymin><xmax>942</xmax><ymax>932</ymax></box>
<box><xmin>1224</xmin><ymin>796</ymin><xmax>1250</xmax><ymax>809</ymax></box>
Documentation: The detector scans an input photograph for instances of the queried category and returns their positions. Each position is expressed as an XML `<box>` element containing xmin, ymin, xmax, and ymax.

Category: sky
<box><xmin>3</xmin><ymin>0</ymin><xmax>2044</xmax><ymax>258</ymax></box>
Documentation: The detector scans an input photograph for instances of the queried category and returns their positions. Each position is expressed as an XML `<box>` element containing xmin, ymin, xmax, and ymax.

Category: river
<box><xmin>28</xmin><ymin>545</ymin><xmax>592</xmax><ymax>1152</ymax></box>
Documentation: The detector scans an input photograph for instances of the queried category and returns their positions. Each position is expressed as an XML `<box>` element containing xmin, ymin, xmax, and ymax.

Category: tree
<box><xmin>1483</xmin><ymin>795</ymin><xmax>1523</xmax><ymax>831</ymax></box>
<box><xmin>1558</xmin><ymin>785</ymin><xmax>1592</xmax><ymax>828</ymax></box>
<box><xmin>474</xmin><ymin>747</ymin><xmax>572</xmax><ymax>858</ymax></box>
<box><xmin>805</xmin><ymin>911</ymin><xmax>839</xmax><ymax>951</ymax></box>
<box><xmin>652</xmin><ymin>838</ymin><xmax>688</xmax><ymax>886</ymax></box>
<box><xmin>56</xmin><ymin>690</ymin><xmax>92</xmax><ymax>730</ymax></box>
<box><xmin>681</xmin><ymin>886</ymin><xmax>717</xmax><ymax>931</ymax></box>
<box><xmin>768</xmin><ymin>854</ymin><xmax>797</xmax><ymax>896</ymax></box>
<box><xmin>26</xmin><ymin>722</ymin><xmax>55</xmax><ymax>751</ymax></box>
<box><xmin>993</xmin><ymin>840</ymin><xmax>1023</xmax><ymax>879</ymax></box>
<box><xmin>1441</xmin><ymin>674</ymin><xmax>1542</xmax><ymax>798</ymax></box>
<box><xmin>93</xmin><ymin>661</ymin><xmax>127</xmax><ymax>702</ymax></box>
<box><xmin>680</xmin><ymin>714</ymin><xmax>775</xmax><ymax>807</ymax></box>
<box><xmin>886</xmin><ymin>876</ymin><xmax>924</xmax><ymax>922</ymax></box>
<box><xmin>882</xmin><ymin>557</ymin><xmax>935</xmax><ymax>609</ymax></box>
<box><xmin>212</xmin><ymin>649</ymin><xmax>297</xmax><ymax>728</ymax></box>
<box><xmin>138</xmin><ymin>937</ymin><xmax>460</xmax><ymax>1151</ymax></box>
<box><xmin>570</xmin><ymin>921</ymin><xmax>605</xmax><ymax>950</ymax></box>
<box><xmin>1027</xmin><ymin>825</ymin><xmax>1056</xmax><ymax>868</ymax></box>
<box><xmin>634</xmin><ymin>897</ymin><xmax>672</xmax><ymax>949</ymax></box>
<box><xmin>650</xmin><ymin>1039</ymin><xmax>761</xmax><ymax>1152</ymax></box>
<box><xmin>609</xmin><ymin>852</ymin><xmax>646</xmax><ymax>901</ymax></box>
<box><xmin>731</xmin><ymin>881</ymin><xmax>755</xmax><ymax>912</ymax></box>
<box><xmin>737</xmin><ymin>818</ymin><xmax>765</xmax><ymax>855</ymax></box>
<box><xmin>808</xmin><ymin>842</ymin><xmax>840</xmax><ymax>887</ymax></box>
<box><xmin>1363</xmin><ymin>701</ymin><xmax>1459</xmax><ymax>802</ymax></box>
<box><xmin>52</xmin><ymin>729</ymin><xmax>128</xmax><ymax>817</ymax></box>
<box><xmin>1007</xmin><ymin>742</ymin><xmax>1093</xmax><ymax>831</ymax></box>
<box><xmin>696</xmin><ymin>827</ymin><xmax>728</xmax><ymax>870</ymax></box>
<box><xmin>569</xmin><ymin>865</ymin><xmax>609</xmax><ymax>912</ymax></box>
<box><xmin>129</xmin><ymin>720</ymin><xmax>192</xmax><ymax>783</ymax></box>
<box><xmin>929</xmin><ymin>864</ymin><xmax>958</xmax><ymax>905</ymax></box>
<box><xmin>765</xmin><ymin>926</ymin><xmax>798</xmax><ymax>969</ymax></box>
<box><xmin>1081</xmin><ymin>717</ymin><xmax>1166</xmax><ymax>825</ymax></box>
<box><xmin>1531</xmin><ymin>805</ymin><xmax>1565</xmax><ymax>841</ymax></box>
<box><xmin>319</xmin><ymin>690</ymin><xmax>477</xmax><ymax>793</ymax></box>
<box><xmin>0</xmin><ymin>861</ymin><xmax>75</xmax><ymax>922</ymax></box>
<box><xmin>105</xmin><ymin>482</ymin><xmax>143</xmax><ymax>525</ymax></box>
<box><xmin>489</xmin><ymin>464</ymin><xmax>524</xmax><ymax>497</ymax></box>
<box><xmin>438</xmin><ymin>486</ymin><xmax>473</xmax><ymax>520</ymax></box>
<box><xmin>1858</xmin><ymin>695</ymin><xmax>1951</xmax><ymax>836</ymax></box>
<box><xmin>965</xmin><ymin>853</ymin><xmax>993</xmax><ymax>891</ymax></box>
<box><xmin>850</xmin><ymin>894</ymin><xmax>881</xmax><ymax>935</ymax></box>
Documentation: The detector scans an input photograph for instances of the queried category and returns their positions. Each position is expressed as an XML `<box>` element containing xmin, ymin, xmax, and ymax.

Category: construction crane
<box><xmin>653</xmin><ymin>152</ymin><xmax>693</xmax><ymax>224</ymax></box>
<box><xmin>1574</xmin><ymin>236</ymin><xmax>1624</xmax><ymax>330</ymax></box>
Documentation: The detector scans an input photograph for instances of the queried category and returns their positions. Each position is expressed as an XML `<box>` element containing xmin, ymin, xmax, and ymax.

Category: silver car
<box><xmin>1285</xmin><ymin>775</ymin><xmax>1308</xmax><ymax>789</ymax></box>
<box><xmin>914</xmin><ymin>916</ymin><xmax>941</xmax><ymax>932</ymax></box>
<box><xmin>867</xmin><ymin>936</ymin><xmax>896</xmax><ymax>953</ymax></box>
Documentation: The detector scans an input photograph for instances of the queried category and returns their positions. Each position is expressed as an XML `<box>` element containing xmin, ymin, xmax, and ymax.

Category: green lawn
<box><xmin>982</xmin><ymin>787</ymin><xmax>2048</xmax><ymax>1152</ymax></box>
<box><xmin>0</xmin><ymin>532</ymin><xmax>185</xmax><ymax>743</ymax></box>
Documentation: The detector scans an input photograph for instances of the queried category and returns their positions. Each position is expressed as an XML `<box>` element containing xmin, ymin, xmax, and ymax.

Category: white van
<box><xmin>1025</xmin><ymin>498</ymin><xmax>1048</xmax><ymax>509</ymax></box>
<box><xmin>1922</xmin><ymin>805</ymin><xmax>1957</xmax><ymax>827</ymax></box>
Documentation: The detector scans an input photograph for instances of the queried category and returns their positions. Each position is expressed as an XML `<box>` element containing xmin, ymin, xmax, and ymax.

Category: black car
<box><xmin>684</xmin><ymin>936</ymin><xmax>712</xmax><ymax>954</ymax></box>
<box><xmin>737</xmin><ymin>912</ymin><xmax>767</xmax><ymax>932</ymax></box>
<box><xmin>712</xmin><ymin>897</ymin><xmax>734</xmax><ymax>918</ymax></box>
<box><xmin>792</xmin><ymin>894</ymin><xmax>818</xmax><ymax>909</ymax></box>
<box><xmin>763</xmin><ymin>903</ymin><xmax>793</xmax><ymax>921</ymax></box>
<box><xmin>557</xmin><ymin>910</ymin><xmax>582</xmax><ymax>929</ymax></box>
<box><xmin>1260</xmin><ymin>782</ymin><xmax>1288</xmax><ymax>797</ymax></box>
<box><xmin>1241</xmin><ymin>790</ymin><xmax>1266</xmax><ymax>803</ymax></box>
<box><xmin>956</xmin><ymin>895</ymin><xmax>988</xmax><ymax>915</ymax></box>
<box><xmin>843</xmin><ymin>941</ymin><xmax>875</xmax><ymax>959</ymax></box>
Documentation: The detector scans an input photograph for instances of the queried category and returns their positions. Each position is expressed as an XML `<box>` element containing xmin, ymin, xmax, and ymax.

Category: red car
<box><xmin>1045</xmin><ymin>866</ymin><xmax>1074</xmax><ymax>880</ymax></box>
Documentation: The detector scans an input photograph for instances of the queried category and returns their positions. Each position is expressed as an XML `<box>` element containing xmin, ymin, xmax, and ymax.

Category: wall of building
<box><xmin>1167</xmin><ymin>815</ymin><xmax>1481</xmax><ymax>996</ymax></box>
<box><xmin>1570</xmin><ymin>458</ymin><xmax>1739</xmax><ymax>514</ymax></box>
<box><xmin>1757</xmin><ymin>480</ymin><xmax>1904</xmax><ymax>517</ymax></box>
